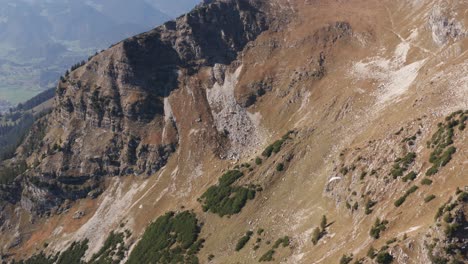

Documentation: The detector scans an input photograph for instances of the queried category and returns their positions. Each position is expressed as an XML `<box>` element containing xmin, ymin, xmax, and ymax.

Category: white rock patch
<box><xmin>206</xmin><ymin>65</ymin><xmax>264</xmax><ymax>160</ymax></box>
<box><xmin>352</xmin><ymin>29</ymin><xmax>427</xmax><ymax>105</ymax></box>
<box><xmin>54</xmin><ymin>179</ymin><xmax>148</xmax><ymax>259</ymax></box>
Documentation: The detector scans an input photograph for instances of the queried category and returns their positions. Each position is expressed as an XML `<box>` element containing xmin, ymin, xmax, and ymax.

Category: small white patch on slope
<box><xmin>352</xmin><ymin>29</ymin><xmax>427</xmax><ymax>105</ymax></box>
<box><xmin>55</xmin><ymin>179</ymin><xmax>148</xmax><ymax>259</ymax></box>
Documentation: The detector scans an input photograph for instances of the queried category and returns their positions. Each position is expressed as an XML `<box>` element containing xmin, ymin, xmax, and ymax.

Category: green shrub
<box><xmin>311</xmin><ymin>227</ymin><xmax>322</xmax><ymax>245</ymax></box>
<box><xmin>257</xmin><ymin>228</ymin><xmax>264</xmax><ymax>235</ymax></box>
<box><xmin>276</xmin><ymin>163</ymin><xmax>284</xmax><ymax>172</ymax></box>
<box><xmin>21</xmin><ymin>252</ymin><xmax>55</xmax><ymax>264</ymax></box>
<box><xmin>444</xmin><ymin>223</ymin><xmax>461</xmax><ymax>238</ymax></box>
<box><xmin>18</xmin><ymin>239</ymin><xmax>90</xmax><ymax>264</ymax></box>
<box><xmin>235</xmin><ymin>231</ymin><xmax>253</xmax><ymax>251</ymax></box>
<box><xmin>258</xmin><ymin>235</ymin><xmax>290</xmax><ymax>262</ymax></box>
<box><xmin>339</xmin><ymin>254</ymin><xmax>353</xmax><ymax>264</ymax></box>
<box><xmin>426</xmin><ymin>117</ymin><xmax>459</xmax><ymax>176</ymax></box>
<box><xmin>360</xmin><ymin>171</ymin><xmax>367</xmax><ymax>180</ymax></box>
<box><xmin>365</xmin><ymin>199</ymin><xmax>376</xmax><ymax>215</ymax></box>
<box><xmin>208</xmin><ymin>254</ymin><xmax>214</xmax><ymax>261</ymax></box>
<box><xmin>375</xmin><ymin>252</ymin><xmax>393</xmax><ymax>264</ymax></box>
<box><xmin>421</xmin><ymin>178</ymin><xmax>433</xmax><ymax>185</ymax></box>
<box><xmin>346</xmin><ymin>201</ymin><xmax>351</xmax><ymax>209</ymax></box>
<box><xmin>259</xmin><ymin>250</ymin><xmax>275</xmax><ymax>262</ymax></box>
<box><xmin>127</xmin><ymin>211</ymin><xmax>203</xmax><ymax>264</ymax></box>
<box><xmin>90</xmin><ymin>232</ymin><xmax>125</xmax><ymax>263</ymax></box>
<box><xmin>394</xmin><ymin>196</ymin><xmax>406</xmax><ymax>207</ymax></box>
<box><xmin>394</xmin><ymin>186</ymin><xmax>418</xmax><ymax>207</ymax></box>
<box><xmin>261</xmin><ymin>131</ymin><xmax>292</xmax><ymax>158</ymax></box>
<box><xmin>457</xmin><ymin>192</ymin><xmax>468</xmax><ymax>202</ymax></box>
<box><xmin>391</xmin><ymin>152</ymin><xmax>416</xmax><ymax>179</ymax></box>
<box><xmin>443</xmin><ymin>212</ymin><xmax>453</xmax><ymax>223</ymax></box>
<box><xmin>255</xmin><ymin>157</ymin><xmax>262</xmax><ymax>165</ymax></box>
<box><xmin>320</xmin><ymin>215</ymin><xmax>327</xmax><ymax>230</ymax></box>
<box><xmin>424</xmin><ymin>195</ymin><xmax>436</xmax><ymax>203</ymax></box>
<box><xmin>370</xmin><ymin>218</ymin><xmax>388</xmax><ymax>239</ymax></box>
<box><xmin>435</xmin><ymin>205</ymin><xmax>445</xmax><ymax>220</ymax></box>
<box><xmin>272</xmin><ymin>236</ymin><xmax>289</xmax><ymax>249</ymax></box>
<box><xmin>367</xmin><ymin>246</ymin><xmax>376</xmax><ymax>259</ymax></box>
<box><xmin>219</xmin><ymin>170</ymin><xmax>243</xmax><ymax>187</ymax></box>
<box><xmin>200</xmin><ymin>170</ymin><xmax>256</xmax><ymax>217</ymax></box>
<box><xmin>57</xmin><ymin>240</ymin><xmax>89</xmax><ymax>264</ymax></box>
<box><xmin>402</xmin><ymin>171</ymin><xmax>417</xmax><ymax>182</ymax></box>
<box><xmin>425</xmin><ymin>166</ymin><xmax>438</xmax><ymax>176</ymax></box>
<box><xmin>340</xmin><ymin>166</ymin><xmax>349</xmax><ymax>175</ymax></box>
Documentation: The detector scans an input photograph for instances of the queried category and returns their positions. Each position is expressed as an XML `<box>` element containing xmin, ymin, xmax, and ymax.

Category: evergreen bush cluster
<box><xmin>370</xmin><ymin>218</ymin><xmax>388</xmax><ymax>239</ymax></box>
<box><xmin>261</xmin><ymin>131</ymin><xmax>293</xmax><ymax>158</ymax></box>
<box><xmin>390</xmin><ymin>152</ymin><xmax>416</xmax><ymax>179</ymax></box>
<box><xmin>235</xmin><ymin>231</ymin><xmax>253</xmax><ymax>251</ymax></box>
<box><xmin>200</xmin><ymin>170</ymin><xmax>256</xmax><ymax>217</ymax></box>
<box><xmin>394</xmin><ymin>185</ymin><xmax>418</xmax><ymax>207</ymax></box>
<box><xmin>127</xmin><ymin>211</ymin><xmax>203</xmax><ymax>264</ymax></box>
<box><xmin>425</xmin><ymin>111</ymin><xmax>466</xmax><ymax>176</ymax></box>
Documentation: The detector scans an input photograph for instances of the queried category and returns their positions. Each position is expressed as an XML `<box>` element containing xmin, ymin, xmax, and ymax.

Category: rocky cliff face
<box><xmin>0</xmin><ymin>0</ymin><xmax>467</xmax><ymax>263</ymax></box>
<box><xmin>10</xmin><ymin>0</ymin><xmax>273</xmax><ymax>215</ymax></box>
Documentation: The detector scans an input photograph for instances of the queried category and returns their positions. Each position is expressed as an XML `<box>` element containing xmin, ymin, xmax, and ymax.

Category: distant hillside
<box><xmin>0</xmin><ymin>0</ymin><xmax>200</xmax><ymax>106</ymax></box>
<box><xmin>0</xmin><ymin>88</ymin><xmax>54</xmax><ymax>162</ymax></box>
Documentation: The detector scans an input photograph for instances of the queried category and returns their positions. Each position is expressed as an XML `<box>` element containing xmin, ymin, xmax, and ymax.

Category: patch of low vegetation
<box><xmin>370</xmin><ymin>218</ymin><xmax>388</xmax><ymax>239</ymax></box>
<box><xmin>402</xmin><ymin>171</ymin><xmax>417</xmax><ymax>182</ymax></box>
<box><xmin>89</xmin><ymin>232</ymin><xmax>125</xmax><ymax>264</ymax></box>
<box><xmin>16</xmin><ymin>252</ymin><xmax>56</xmax><ymax>264</ymax></box>
<box><xmin>127</xmin><ymin>211</ymin><xmax>203</xmax><ymax>264</ymax></box>
<box><xmin>259</xmin><ymin>236</ymin><xmax>290</xmax><ymax>262</ymax></box>
<box><xmin>199</xmin><ymin>170</ymin><xmax>257</xmax><ymax>217</ymax></box>
<box><xmin>424</xmin><ymin>195</ymin><xmax>436</xmax><ymax>203</ymax></box>
<box><xmin>427</xmin><ymin>188</ymin><xmax>467</xmax><ymax>264</ymax></box>
<box><xmin>339</xmin><ymin>254</ymin><xmax>353</xmax><ymax>264</ymax></box>
<box><xmin>20</xmin><ymin>240</ymin><xmax>89</xmax><ymax>264</ymax></box>
<box><xmin>394</xmin><ymin>185</ymin><xmax>419</xmax><ymax>207</ymax></box>
<box><xmin>457</xmin><ymin>191</ymin><xmax>468</xmax><ymax>203</ymax></box>
<box><xmin>276</xmin><ymin>163</ymin><xmax>284</xmax><ymax>172</ymax></box>
<box><xmin>365</xmin><ymin>199</ymin><xmax>377</xmax><ymax>215</ymax></box>
<box><xmin>235</xmin><ymin>231</ymin><xmax>253</xmax><ymax>251</ymax></box>
<box><xmin>311</xmin><ymin>227</ymin><xmax>322</xmax><ymax>245</ymax></box>
<box><xmin>257</xmin><ymin>228</ymin><xmax>264</xmax><ymax>235</ymax></box>
<box><xmin>421</xmin><ymin>178</ymin><xmax>433</xmax><ymax>185</ymax></box>
<box><xmin>261</xmin><ymin>131</ymin><xmax>293</xmax><ymax>158</ymax></box>
<box><xmin>367</xmin><ymin>246</ymin><xmax>376</xmax><ymax>259</ymax></box>
<box><xmin>57</xmin><ymin>240</ymin><xmax>90</xmax><ymax>264</ymax></box>
<box><xmin>208</xmin><ymin>254</ymin><xmax>215</xmax><ymax>261</ymax></box>
<box><xmin>273</xmin><ymin>236</ymin><xmax>290</xmax><ymax>249</ymax></box>
<box><xmin>311</xmin><ymin>215</ymin><xmax>329</xmax><ymax>245</ymax></box>
<box><xmin>426</xmin><ymin>111</ymin><xmax>466</xmax><ymax>176</ymax></box>
<box><xmin>255</xmin><ymin>157</ymin><xmax>262</xmax><ymax>165</ymax></box>
<box><xmin>359</xmin><ymin>171</ymin><xmax>367</xmax><ymax>180</ymax></box>
<box><xmin>375</xmin><ymin>251</ymin><xmax>394</xmax><ymax>264</ymax></box>
<box><xmin>259</xmin><ymin>249</ymin><xmax>275</xmax><ymax>262</ymax></box>
<box><xmin>390</xmin><ymin>152</ymin><xmax>416</xmax><ymax>179</ymax></box>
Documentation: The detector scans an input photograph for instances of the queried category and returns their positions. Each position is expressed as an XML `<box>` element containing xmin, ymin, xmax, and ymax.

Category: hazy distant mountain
<box><xmin>144</xmin><ymin>0</ymin><xmax>201</xmax><ymax>17</ymax></box>
<box><xmin>0</xmin><ymin>0</ymin><xmax>199</xmax><ymax>109</ymax></box>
